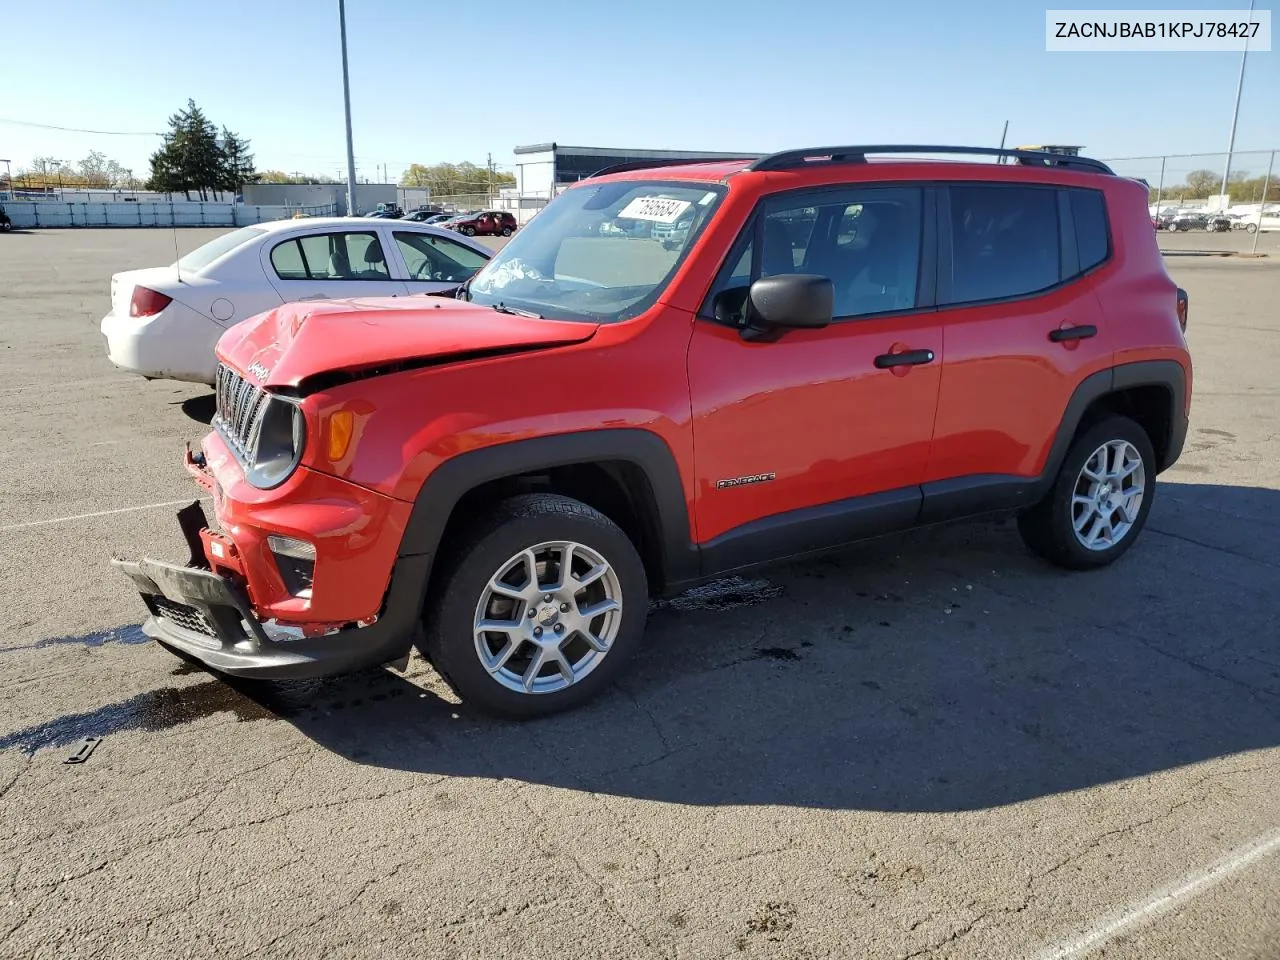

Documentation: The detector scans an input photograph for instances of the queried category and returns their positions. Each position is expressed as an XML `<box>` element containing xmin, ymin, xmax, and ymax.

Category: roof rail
<box><xmin>588</xmin><ymin>156</ymin><xmax>763</xmax><ymax>178</ymax></box>
<box><xmin>746</xmin><ymin>145</ymin><xmax>1115</xmax><ymax>175</ymax></box>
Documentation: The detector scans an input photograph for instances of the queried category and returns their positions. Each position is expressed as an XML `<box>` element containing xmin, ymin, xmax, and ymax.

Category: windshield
<box><xmin>465</xmin><ymin>180</ymin><xmax>726</xmax><ymax>322</ymax></box>
<box><xmin>175</xmin><ymin>225</ymin><xmax>266</xmax><ymax>273</ymax></box>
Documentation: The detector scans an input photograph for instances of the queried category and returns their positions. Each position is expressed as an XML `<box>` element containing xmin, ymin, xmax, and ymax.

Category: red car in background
<box><xmin>447</xmin><ymin>210</ymin><xmax>517</xmax><ymax>237</ymax></box>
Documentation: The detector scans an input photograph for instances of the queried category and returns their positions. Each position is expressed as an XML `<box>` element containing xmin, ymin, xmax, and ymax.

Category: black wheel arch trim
<box><xmin>397</xmin><ymin>427</ymin><xmax>698</xmax><ymax>596</ymax></box>
<box><xmin>1042</xmin><ymin>358</ymin><xmax>1188</xmax><ymax>487</ymax></box>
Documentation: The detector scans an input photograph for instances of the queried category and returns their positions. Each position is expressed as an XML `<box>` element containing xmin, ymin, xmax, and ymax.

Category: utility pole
<box><xmin>1218</xmin><ymin>0</ymin><xmax>1255</xmax><ymax>209</ymax></box>
<box><xmin>338</xmin><ymin>0</ymin><xmax>358</xmax><ymax>215</ymax></box>
<box><xmin>487</xmin><ymin>152</ymin><xmax>495</xmax><ymax>204</ymax></box>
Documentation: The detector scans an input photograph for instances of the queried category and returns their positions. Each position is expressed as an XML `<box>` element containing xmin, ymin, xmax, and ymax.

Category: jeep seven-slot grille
<box><xmin>214</xmin><ymin>363</ymin><xmax>268</xmax><ymax>463</ymax></box>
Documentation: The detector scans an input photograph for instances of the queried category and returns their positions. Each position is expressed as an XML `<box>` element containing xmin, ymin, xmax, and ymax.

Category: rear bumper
<box><xmin>113</xmin><ymin>501</ymin><xmax>430</xmax><ymax>680</ymax></box>
<box><xmin>100</xmin><ymin>309</ymin><xmax>220</xmax><ymax>384</ymax></box>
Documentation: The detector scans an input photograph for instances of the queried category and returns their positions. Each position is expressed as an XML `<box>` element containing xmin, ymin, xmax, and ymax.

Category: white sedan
<box><xmin>101</xmin><ymin>216</ymin><xmax>493</xmax><ymax>385</ymax></box>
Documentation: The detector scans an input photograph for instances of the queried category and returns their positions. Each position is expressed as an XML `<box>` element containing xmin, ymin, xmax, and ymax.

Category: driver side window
<box><xmin>702</xmin><ymin>187</ymin><xmax>923</xmax><ymax>325</ymax></box>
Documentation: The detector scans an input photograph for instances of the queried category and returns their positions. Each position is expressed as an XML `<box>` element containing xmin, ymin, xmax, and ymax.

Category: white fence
<box><xmin>4</xmin><ymin>201</ymin><xmax>338</xmax><ymax>229</ymax></box>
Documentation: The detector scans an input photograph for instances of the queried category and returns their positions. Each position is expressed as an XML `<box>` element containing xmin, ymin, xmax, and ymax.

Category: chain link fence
<box><xmin>1102</xmin><ymin>149</ymin><xmax>1279</xmax><ymax>255</ymax></box>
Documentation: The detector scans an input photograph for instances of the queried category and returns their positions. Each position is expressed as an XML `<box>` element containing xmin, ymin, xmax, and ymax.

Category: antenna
<box><xmin>997</xmin><ymin>120</ymin><xmax>1010</xmax><ymax>163</ymax></box>
<box><xmin>172</xmin><ymin>207</ymin><xmax>182</xmax><ymax>283</ymax></box>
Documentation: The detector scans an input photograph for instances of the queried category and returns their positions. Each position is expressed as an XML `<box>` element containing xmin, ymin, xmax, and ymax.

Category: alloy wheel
<box><xmin>1071</xmin><ymin>439</ymin><xmax>1146</xmax><ymax>551</ymax></box>
<box><xmin>473</xmin><ymin>540</ymin><xmax>623</xmax><ymax>695</ymax></box>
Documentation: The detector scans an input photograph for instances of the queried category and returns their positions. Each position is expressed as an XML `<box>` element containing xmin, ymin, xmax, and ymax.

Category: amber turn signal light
<box><xmin>327</xmin><ymin>411</ymin><xmax>355</xmax><ymax>461</ymax></box>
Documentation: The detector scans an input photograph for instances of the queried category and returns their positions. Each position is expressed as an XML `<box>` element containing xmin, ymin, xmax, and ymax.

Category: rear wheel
<box><xmin>420</xmin><ymin>493</ymin><xmax>648</xmax><ymax>718</ymax></box>
<box><xmin>501</xmin><ymin>227</ymin><xmax>513</xmax><ymax>237</ymax></box>
<box><xmin>1017</xmin><ymin>415</ymin><xmax>1156</xmax><ymax>570</ymax></box>
<box><xmin>1246</xmin><ymin>223</ymin><xmax>1258</xmax><ymax>234</ymax></box>
<box><xmin>463</xmin><ymin>226</ymin><xmax>476</xmax><ymax>236</ymax></box>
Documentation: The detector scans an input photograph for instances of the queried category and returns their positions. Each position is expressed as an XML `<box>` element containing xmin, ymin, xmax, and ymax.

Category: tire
<box><xmin>420</xmin><ymin>493</ymin><xmax>649</xmax><ymax>719</ymax></box>
<box><xmin>501</xmin><ymin>227</ymin><xmax>513</xmax><ymax>237</ymax></box>
<box><xmin>1167</xmin><ymin>222</ymin><xmax>1179</xmax><ymax>232</ymax></box>
<box><xmin>1017</xmin><ymin>415</ymin><xmax>1157</xmax><ymax>570</ymax></box>
<box><xmin>1246</xmin><ymin>223</ymin><xmax>1257</xmax><ymax>234</ymax></box>
<box><xmin>0</xmin><ymin>221</ymin><xmax>11</xmax><ymax>232</ymax></box>
<box><xmin>464</xmin><ymin>226</ymin><xmax>476</xmax><ymax>236</ymax></box>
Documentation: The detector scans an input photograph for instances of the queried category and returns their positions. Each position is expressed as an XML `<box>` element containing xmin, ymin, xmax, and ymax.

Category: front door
<box><xmin>688</xmin><ymin>184</ymin><xmax>943</xmax><ymax>571</ymax></box>
<box><xmin>263</xmin><ymin>228</ymin><xmax>409</xmax><ymax>303</ymax></box>
<box><xmin>391</xmin><ymin>229</ymin><xmax>491</xmax><ymax>295</ymax></box>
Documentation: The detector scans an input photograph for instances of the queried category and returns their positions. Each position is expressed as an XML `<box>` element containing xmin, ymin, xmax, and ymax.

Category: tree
<box><xmin>1183</xmin><ymin>168</ymin><xmax>1219</xmax><ymax>199</ymax></box>
<box><xmin>145</xmin><ymin>99</ymin><xmax>224</xmax><ymax>200</ymax></box>
<box><xmin>218</xmin><ymin>127</ymin><xmax>258</xmax><ymax>195</ymax></box>
<box><xmin>400</xmin><ymin>160</ymin><xmax>514</xmax><ymax>200</ymax></box>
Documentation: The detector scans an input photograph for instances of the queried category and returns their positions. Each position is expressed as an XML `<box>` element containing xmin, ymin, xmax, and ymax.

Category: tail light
<box><xmin>129</xmin><ymin>286</ymin><xmax>173</xmax><ymax>317</ymax></box>
<box><xmin>1175</xmin><ymin>287</ymin><xmax>1188</xmax><ymax>333</ymax></box>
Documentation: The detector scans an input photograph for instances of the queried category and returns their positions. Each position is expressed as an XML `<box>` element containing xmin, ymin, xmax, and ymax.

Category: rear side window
<box><xmin>270</xmin><ymin>232</ymin><xmax>390</xmax><ymax>281</ymax></box>
<box><xmin>1069</xmin><ymin>188</ymin><xmax>1110</xmax><ymax>272</ymax></box>
<box><xmin>944</xmin><ymin>185</ymin><xmax>1060</xmax><ymax>304</ymax></box>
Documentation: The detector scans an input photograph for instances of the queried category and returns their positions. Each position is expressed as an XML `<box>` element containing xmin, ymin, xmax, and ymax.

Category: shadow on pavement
<box><xmin>7</xmin><ymin>481</ymin><xmax>1278</xmax><ymax>811</ymax></box>
<box><xmin>179</xmin><ymin>393</ymin><xmax>216</xmax><ymax>425</ymax></box>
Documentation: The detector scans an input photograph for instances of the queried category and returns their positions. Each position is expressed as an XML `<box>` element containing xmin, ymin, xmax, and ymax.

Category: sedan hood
<box><xmin>217</xmin><ymin>296</ymin><xmax>599</xmax><ymax>390</ymax></box>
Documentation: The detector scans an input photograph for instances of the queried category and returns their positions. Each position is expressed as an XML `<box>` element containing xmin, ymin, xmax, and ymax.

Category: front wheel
<box><xmin>1246</xmin><ymin>223</ymin><xmax>1258</xmax><ymax>234</ymax></box>
<box><xmin>463</xmin><ymin>226</ymin><xmax>476</xmax><ymax>236</ymax></box>
<box><xmin>1017</xmin><ymin>415</ymin><xmax>1157</xmax><ymax>570</ymax></box>
<box><xmin>421</xmin><ymin>493</ymin><xmax>649</xmax><ymax>718</ymax></box>
<box><xmin>501</xmin><ymin>227</ymin><xmax>513</xmax><ymax>237</ymax></box>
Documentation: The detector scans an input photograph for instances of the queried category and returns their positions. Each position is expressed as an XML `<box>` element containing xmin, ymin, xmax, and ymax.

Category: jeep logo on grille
<box><xmin>246</xmin><ymin>361</ymin><xmax>270</xmax><ymax>382</ymax></box>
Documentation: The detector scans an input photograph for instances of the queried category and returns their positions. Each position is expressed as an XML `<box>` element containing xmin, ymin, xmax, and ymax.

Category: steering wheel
<box><xmin>413</xmin><ymin>258</ymin><xmax>447</xmax><ymax>281</ymax></box>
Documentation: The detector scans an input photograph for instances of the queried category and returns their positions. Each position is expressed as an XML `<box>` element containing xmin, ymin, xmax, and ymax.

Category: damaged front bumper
<box><xmin>113</xmin><ymin>500</ymin><xmax>427</xmax><ymax>680</ymax></box>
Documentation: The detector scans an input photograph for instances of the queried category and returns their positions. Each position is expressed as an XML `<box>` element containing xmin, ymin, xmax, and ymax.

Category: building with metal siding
<box><xmin>512</xmin><ymin>143</ymin><xmax>759</xmax><ymax>199</ymax></box>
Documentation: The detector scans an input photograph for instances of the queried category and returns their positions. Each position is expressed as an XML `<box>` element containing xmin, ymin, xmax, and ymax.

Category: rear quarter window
<box><xmin>1070</xmin><ymin>188</ymin><xmax>1111</xmax><ymax>272</ymax></box>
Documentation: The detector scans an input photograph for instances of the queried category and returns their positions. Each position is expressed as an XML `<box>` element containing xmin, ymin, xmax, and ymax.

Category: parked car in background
<box><xmin>400</xmin><ymin>208</ymin><xmax>447</xmax><ymax>222</ymax></box>
<box><xmin>100</xmin><ymin>217</ymin><xmax>492</xmax><ymax>385</ymax></box>
<box><xmin>0</xmin><ymin>203</ymin><xmax>12</xmax><ymax>232</ymax></box>
<box><xmin>446</xmin><ymin>210</ymin><xmax>518</xmax><ymax>237</ymax></box>
<box><xmin>366</xmin><ymin>203</ymin><xmax>405</xmax><ymax>219</ymax></box>
<box><xmin>422</xmin><ymin>213</ymin><xmax>457</xmax><ymax>225</ymax></box>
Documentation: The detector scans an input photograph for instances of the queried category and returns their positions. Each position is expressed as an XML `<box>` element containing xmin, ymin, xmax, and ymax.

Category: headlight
<box><xmin>245</xmin><ymin>395</ymin><xmax>306</xmax><ymax>489</ymax></box>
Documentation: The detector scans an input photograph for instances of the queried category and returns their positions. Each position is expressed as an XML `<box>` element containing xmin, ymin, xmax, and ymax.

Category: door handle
<box><xmin>874</xmin><ymin>348</ymin><xmax>935</xmax><ymax>369</ymax></box>
<box><xmin>1048</xmin><ymin>324</ymin><xmax>1097</xmax><ymax>342</ymax></box>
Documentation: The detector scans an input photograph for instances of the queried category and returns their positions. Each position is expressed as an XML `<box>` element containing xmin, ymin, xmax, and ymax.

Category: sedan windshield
<box><xmin>464</xmin><ymin>180</ymin><xmax>726</xmax><ymax>322</ymax></box>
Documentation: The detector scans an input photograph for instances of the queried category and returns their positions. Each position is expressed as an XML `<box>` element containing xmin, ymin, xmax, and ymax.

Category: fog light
<box><xmin>267</xmin><ymin>535</ymin><xmax>315</xmax><ymax>599</ymax></box>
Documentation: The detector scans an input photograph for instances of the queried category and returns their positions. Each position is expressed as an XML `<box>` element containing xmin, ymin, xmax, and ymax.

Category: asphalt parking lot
<box><xmin>1</xmin><ymin>228</ymin><xmax>1278</xmax><ymax>960</ymax></box>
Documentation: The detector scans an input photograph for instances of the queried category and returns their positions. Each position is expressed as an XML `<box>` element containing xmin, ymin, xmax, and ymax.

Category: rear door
<box><xmin>262</xmin><ymin>227</ymin><xmax>409</xmax><ymax>303</ymax></box>
<box><xmin>922</xmin><ymin>181</ymin><xmax>1115</xmax><ymax>510</ymax></box>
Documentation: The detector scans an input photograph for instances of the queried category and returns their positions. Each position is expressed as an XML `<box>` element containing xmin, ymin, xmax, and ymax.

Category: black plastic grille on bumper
<box><xmin>146</xmin><ymin>595</ymin><xmax>217</xmax><ymax>638</ymax></box>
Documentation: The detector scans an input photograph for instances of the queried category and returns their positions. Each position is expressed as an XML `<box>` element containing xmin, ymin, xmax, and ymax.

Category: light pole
<box><xmin>338</xmin><ymin>0</ymin><xmax>358</xmax><ymax>216</ymax></box>
<box><xmin>1218</xmin><ymin>0</ymin><xmax>1256</xmax><ymax>209</ymax></box>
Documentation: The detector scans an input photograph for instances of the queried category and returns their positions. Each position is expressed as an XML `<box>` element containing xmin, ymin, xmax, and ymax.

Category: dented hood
<box><xmin>216</xmin><ymin>296</ymin><xmax>598</xmax><ymax>389</ymax></box>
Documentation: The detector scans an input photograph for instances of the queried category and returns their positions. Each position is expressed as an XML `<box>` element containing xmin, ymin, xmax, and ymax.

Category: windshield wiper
<box><xmin>491</xmin><ymin>302</ymin><xmax>543</xmax><ymax>319</ymax></box>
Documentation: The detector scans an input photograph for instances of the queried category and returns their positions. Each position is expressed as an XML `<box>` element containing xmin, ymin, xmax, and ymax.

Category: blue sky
<box><xmin>2</xmin><ymin>0</ymin><xmax>1276</xmax><ymax>184</ymax></box>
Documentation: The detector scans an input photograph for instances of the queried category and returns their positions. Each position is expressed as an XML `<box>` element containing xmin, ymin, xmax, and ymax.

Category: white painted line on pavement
<box><xmin>0</xmin><ymin>497</ymin><xmax>212</xmax><ymax>532</ymax></box>
<box><xmin>1030</xmin><ymin>827</ymin><xmax>1280</xmax><ymax>960</ymax></box>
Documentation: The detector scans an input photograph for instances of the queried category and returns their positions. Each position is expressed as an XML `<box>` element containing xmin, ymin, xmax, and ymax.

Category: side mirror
<box><xmin>742</xmin><ymin>274</ymin><xmax>833</xmax><ymax>341</ymax></box>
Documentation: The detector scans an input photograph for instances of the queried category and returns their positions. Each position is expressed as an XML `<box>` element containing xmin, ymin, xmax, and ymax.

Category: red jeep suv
<box><xmin>116</xmin><ymin>144</ymin><xmax>1192</xmax><ymax>718</ymax></box>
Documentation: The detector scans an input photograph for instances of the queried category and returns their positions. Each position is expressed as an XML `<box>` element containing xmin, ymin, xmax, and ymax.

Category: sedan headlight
<box><xmin>245</xmin><ymin>395</ymin><xmax>306</xmax><ymax>489</ymax></box>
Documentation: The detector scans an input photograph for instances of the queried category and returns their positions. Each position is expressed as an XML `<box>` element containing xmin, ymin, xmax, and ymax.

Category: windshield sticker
<box><xmin>617</xmin><ymin>196</ymin><xmax>693</xmax><ymax>223</ymax></box>
<box><xmin>699</xmin><ymin>191</ymin><xmax>717</xmax><ymax>205</ymax></box>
